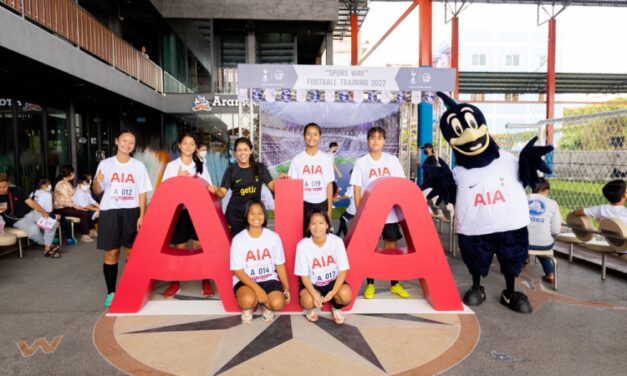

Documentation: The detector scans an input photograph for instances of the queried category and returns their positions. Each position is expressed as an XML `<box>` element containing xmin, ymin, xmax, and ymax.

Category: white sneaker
<box><xmin>241</xmin><ymin>309</ymin><xmax>253</xmax><ymax>324</ymax></box>
<box><xmin>262</xmin><ymin>306</ymin><xmax>275</xmax><ymax>322</ymax></box>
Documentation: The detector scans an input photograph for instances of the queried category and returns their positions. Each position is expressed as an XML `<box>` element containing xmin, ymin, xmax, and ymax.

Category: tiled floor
<box><xmin>1</xmin><ymin>223</ymin><xmax>626</xmax><ymax>375</ymax></box>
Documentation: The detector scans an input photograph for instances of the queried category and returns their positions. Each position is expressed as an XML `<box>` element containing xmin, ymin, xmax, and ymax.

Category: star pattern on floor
<box><xmin>122</xmin><ymin>312</ymin><xmax>452</xmax><ymax>375</ymax></box>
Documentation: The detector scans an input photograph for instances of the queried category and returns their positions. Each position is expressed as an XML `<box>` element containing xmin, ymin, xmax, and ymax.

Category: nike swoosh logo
<box><xmin>502</xmin><ymin>295</ymin><xmax>510</xmax><ymax>304</ymax></box>
<box><xmin>469</xmin><ymin>184</ymin><xmax>478</xmax><ymax>189</ymax></box>
<box><xmin>235</xmin><ymin>179</ymin><xmax>242</xmax><ymax>183</ymax></box>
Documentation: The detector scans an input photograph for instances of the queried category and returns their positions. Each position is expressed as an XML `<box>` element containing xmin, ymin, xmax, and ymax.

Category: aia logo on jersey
<box><xmin>312</xmin><ymin>255</ymin><xmax>336</xmax><ymax>269</ymax></box>
<box><xmin>368</xmin><ymin>167</ymin><xmax>391</xmax><ymax>179</ymax></box>
<box><xmin>302</xmin><ymin>165</ymin><xmax>322</xmax><ymax>175</ymax></box>
<box><xmin>473</xmin><ymin>190</ymin><xmax>506</xmax><ymax>207</ymax></box>
<box><xmin>245</xmin><ymin>248</ymin><xmax>271</xmax><ymax>262</ymax></box>
<box><xmin>111</xmin><ymin>173</ymin><xmax>135</xmax><ymax>184</ymax></box>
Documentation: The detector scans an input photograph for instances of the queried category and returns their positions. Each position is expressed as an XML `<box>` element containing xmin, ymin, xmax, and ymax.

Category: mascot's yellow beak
<box><xmin>450</xmin><ymin>125</ymin><xmax>490</xmax><ymax>156</ymax></box>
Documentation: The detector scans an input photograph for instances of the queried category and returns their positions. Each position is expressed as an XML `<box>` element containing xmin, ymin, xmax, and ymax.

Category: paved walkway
<box><xmin>1</xmin><ymin>227</ymin><xmax>626</xmax><ymax>375</ymax></box>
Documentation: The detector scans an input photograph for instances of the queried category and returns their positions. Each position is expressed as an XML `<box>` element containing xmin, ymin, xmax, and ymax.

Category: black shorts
<box><xmin>233</xmin><ymin>279</ymin><xmax>283</xmax><ymax>295</ymax></box>
<box><xmin>382</xmin><ymin>222</ymin><xmax>403</xmax><ymax>242</ymax></box>
<box><xmin>299</xmin><ymin>279</ymin><xmax>349</xmax><ymax>309</ymax></box>
<box><xmin>170</xmin><ymin>209</ymin><xmax>199</xmax><ymax>244</ymax></box>
<box><xmin>457</xmin><ymin>226</ymin><xmax>529</xmax><ymax>277</ymax></box>
<box><xmin>225</xmin><ymin>208</ymin><xmax>246</xmax><ymax>237</ymax></box>
<box><xmin>304</xmin><ymin>200</ymin><xmax>328</xmax><ymax>217</ymax></box>
<box><xmin>97</xmin><ymin>208</ymin><xmax>140</xmax><ymax>250</ymax></box>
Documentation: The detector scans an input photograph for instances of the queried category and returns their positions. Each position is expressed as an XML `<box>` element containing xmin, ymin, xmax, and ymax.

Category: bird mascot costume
<box><xmin>423</xmin><ymin>91</ymin><xmax>553</xmax><ymax>313</ymax></box>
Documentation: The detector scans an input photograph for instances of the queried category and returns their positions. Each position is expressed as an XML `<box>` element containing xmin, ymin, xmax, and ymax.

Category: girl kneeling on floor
<box><xmin>230</xmin><ymin>200</ymin><xmax>290</xmax><ymax>323</ymax></box>
<box><xmin>295</xmin><ymin>208</ymin><xmax>352</xmax><ymax>324</ymax></box>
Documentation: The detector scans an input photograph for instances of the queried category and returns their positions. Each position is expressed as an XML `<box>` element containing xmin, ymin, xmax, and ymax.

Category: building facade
<box><xmin>0</xmin><ymin>0</ymin><xmax>339</xmax><ymax>189</ymax></box>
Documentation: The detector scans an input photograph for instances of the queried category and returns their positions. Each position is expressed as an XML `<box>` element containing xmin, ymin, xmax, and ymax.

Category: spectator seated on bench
<box><xmin>0</xmin><ymin>173</ymin><xmax>60</xmax><ymax>258</ymax></box>
<box><xmin>527</xmin><ymin>178</ymin><xmax>561</xmax><ymax>288</ymax></box>
<box><xmin>573</xmin><ymin>179</ymin><xmax>627</xmax><ymax>225</ymax></box>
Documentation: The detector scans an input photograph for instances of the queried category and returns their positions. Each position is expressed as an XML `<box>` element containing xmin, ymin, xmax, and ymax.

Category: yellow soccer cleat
<box><xmin>390</xmin><ymin>283</ymin><xmax>410</xmax><ymax>298</ymax></box>
<box><xmin>363</xmin><ymin>283</ymin><xmax>376</xmax><ymax>299</ymax></box>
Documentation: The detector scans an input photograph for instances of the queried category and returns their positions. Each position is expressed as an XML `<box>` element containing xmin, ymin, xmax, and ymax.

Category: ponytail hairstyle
<box><xmin>233</xmin><ymin>137</ymin><xmax>259</xmax><ymax>178</ymax></box>
<box><xmin>176</xmin><ymin>132</ymin><xmax>204</xmax><ymax>175</ymax></box>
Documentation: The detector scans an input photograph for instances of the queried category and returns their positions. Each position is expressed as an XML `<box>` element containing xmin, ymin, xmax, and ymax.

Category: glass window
<box><xmin>256</xmin><ymin>33</ymin><xmax>296</xmax><ymax>64</ymax></box>
<box><xmin>470</xmin><ymin>93</ymin><xmax>485</xmax><ymax>101</ymax></box>
<box><xmin>17</xmin><ymin>101</ymin><xmax>43</xmax><ymax>190</ymax></box>
<box><xmin>471</xmin><ymin>54</ymin><xmax>486</xmax><ymax>66</ymax></box>
<box><xmin>0</xmin><ymin>98</ymin><xmax>15</xmax><ymax>182</ymax></box>
<box><xmin>75</xmin><ymin>112</ymin><xmax>90</xmax><ymax>176</ymax></box>
<box><xmin>505</xmin><ymin>93</ymin><xmax>520</xmax><ymax>102</ymax></box>
<box><xmin>47</xmin><ymin>108</ymin><xmax>69</xmax><ymax>181</ymax></box>
<box><xmin>216</xmin><ymin>34</ymin><xmax>246</xmax><ymax>93</ymax></box>
<box><xmin>505</xmin><ymin>54</ymin><xmax>520</xmax><ymax>66</ymax></box>
<box><xmin>539</xmin><ymin>55</ymin><xmax>547</xmax><ymax>67</ymax></box>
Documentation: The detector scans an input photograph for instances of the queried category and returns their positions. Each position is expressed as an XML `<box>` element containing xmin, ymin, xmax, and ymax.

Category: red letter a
<box><xmin>108</xmin><ymin>177</ymin><xmax>235</xmax><ymax>313</ymax></box>
<box><xmin>344</xmin><ymin>178</ymin><xmax>463</xmax><ymax>311</ymax></box>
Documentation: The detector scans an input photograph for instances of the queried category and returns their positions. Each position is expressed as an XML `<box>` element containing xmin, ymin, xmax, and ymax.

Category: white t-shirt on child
<box><xmin>230</xmin><ymin>228</ymin><xmax>286</xmax><ymax>286</ymax></box>
<box><xmin>294</xmin><ymin>234</ymin><xmax>350</xmax><ymax>287</ymax></box>
<box><xmin>33</xmin><ymin>190</ymin><xmax>53</xmax><ymax>213</ymax></box>
<box><xmin>350</xmin><ymin>152</ymin><xmax>405</xmax><ymax>223</ymax></box>
<box><xmin>96</xmin><ymin>156</ymin><xmax>153</xmax><ymax>211</ymax></box>
<box><xmin>161</xmin><ymin>157</ymin><xmax>212</xmax><ymax>184</ymax></box>
<box><xmin>288</xmin><ymin>150</ymin><xmax>335</xmax><ymax>204</ymax></box>
<box><xmin>584</xmin><ymin>204</ymin><xmax>627</xmax><ymax>224</ymax></box>
<box><xmin>72</xmin><ymin>189</ymin><xmax>98</xmax><ymax>208</ymax></box>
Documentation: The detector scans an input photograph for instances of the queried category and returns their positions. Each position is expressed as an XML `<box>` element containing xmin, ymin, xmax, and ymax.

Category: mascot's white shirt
<box><xmin>453</xmin><ymin>151</ymin><xmax>529</xmax><ymax>236</ymax></box>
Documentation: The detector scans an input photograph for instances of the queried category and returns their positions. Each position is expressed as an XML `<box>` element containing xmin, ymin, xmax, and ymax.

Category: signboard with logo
<box><xmin>237</xmin><ymin>64</ymin><xmax>455</xmax><ymax>92</ymax></box>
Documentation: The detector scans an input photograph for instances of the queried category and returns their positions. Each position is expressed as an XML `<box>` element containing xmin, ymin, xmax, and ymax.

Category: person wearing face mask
<box><xmin>198</xmin><ymin>144</ymin><xmax>208</xmax><ymax>161</ymax></box>
<box><xmin>72</xmin><ymin>175</ymin><xmax>100</xmax><ymax>238</ymax></box>
<box><xmin>31</xmin><ymin>178</ymin><xmax>54</xmax><ymax>215</ymax></box>
<box><xmin>54</xmin><ymin>165</ymin><xmax>95</xmax><ymax>243</ymax></box>
<box><xmin>0</xmin><ymin>174</ymin><xmax>60</xmax><ymax>257</ymax></box>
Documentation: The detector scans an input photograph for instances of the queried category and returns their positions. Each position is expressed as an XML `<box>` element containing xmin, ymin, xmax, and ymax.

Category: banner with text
<box><xmin>238</xmin><ymin>64</ymin><xmax>455</xmax><ymax>92</ymax></box>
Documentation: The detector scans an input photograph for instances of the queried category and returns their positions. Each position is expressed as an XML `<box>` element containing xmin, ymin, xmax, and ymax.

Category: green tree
<box><xmin>558</xmin><ymin>98</ymin><xmax>627</xmax><ymax>151</ymax></box>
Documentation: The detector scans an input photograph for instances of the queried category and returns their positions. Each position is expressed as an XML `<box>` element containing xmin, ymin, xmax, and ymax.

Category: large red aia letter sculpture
<box><xmin>344</xmin><ymin>178</ymin><xmax>462</xmax><ymax>310</ymax></box>
<box><xmin>109</xmin><ymin>177</ymin><xmax>234</xmax><ymax>313</ymax></box>
<box><xmin>109</xmin><ymin>177</ymin><xmax>462</xmax><ymax>313</ymax></box>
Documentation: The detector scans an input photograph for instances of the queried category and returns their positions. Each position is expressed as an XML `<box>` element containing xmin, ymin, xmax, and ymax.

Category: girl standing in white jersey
<box><xmin>288</xmin><ymin>123</ymin><xmax>335</xmax><ymax>234</ymax></box>
<box><xmin>350</xmin><ymin>126</ymin><xmax>410</xmax><ymax>300</ymax></box>
<box><xmin>93</xmin><ymin>130</ymin><xmax>153</xmax><ymax>308</ymax></box>
<box><xmin>161</xmin><ymin>133</ymin><xmax>219</xmax><ymax>299</ymax></box>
